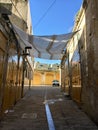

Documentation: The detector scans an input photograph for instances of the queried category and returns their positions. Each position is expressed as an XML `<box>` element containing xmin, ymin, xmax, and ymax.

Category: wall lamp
<box><xmin>23</xmin><ymin>46</ymin><xmax>32</xmax><ymax>56</ymax></box>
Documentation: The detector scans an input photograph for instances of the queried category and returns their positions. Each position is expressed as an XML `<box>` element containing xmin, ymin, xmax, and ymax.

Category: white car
<box><xmin>52</xmin><ymin>80</ymin><xmax>59</xmax><ymax>87</ymax></box>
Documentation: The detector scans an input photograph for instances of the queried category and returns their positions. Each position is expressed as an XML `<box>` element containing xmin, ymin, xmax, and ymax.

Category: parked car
<box><xmin>52</xmin><ymin>80</ymin><xmax>59</xmax><ymax>87</ymax></box>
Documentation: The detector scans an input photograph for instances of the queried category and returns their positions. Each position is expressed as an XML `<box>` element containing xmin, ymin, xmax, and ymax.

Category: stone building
<box><xmin>61</xmin><ymin>0</ymin><xmax>98</xmax><ymax>124</ymax></box>
<box><xmin>32</xmin><ymin>62</ymin><xmax>60</xmax><ymax>86</ymax></box>
<box><xmin>0</xmin><ymin>0</ymin><xmax>33</xmax><ymax>118</ymax></box>
<box><xmin>0</xmin><ymin>0</ymin><xmax>32</xmax><ymax>33</ymax></box>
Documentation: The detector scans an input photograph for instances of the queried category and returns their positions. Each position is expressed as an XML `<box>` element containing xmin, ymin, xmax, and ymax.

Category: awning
<box><xmin>12</xmin><ymin>24</ymin><xmax>77</xmax><ymax>60</ymax></box>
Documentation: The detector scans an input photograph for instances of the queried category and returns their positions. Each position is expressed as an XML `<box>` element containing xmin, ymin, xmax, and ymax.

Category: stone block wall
<box><xmin>32</xmin><ymin>71</ymin><xmax>60</xmax><ymax>86</ymax></box>
<box><xmin>61</xmin><ymin>0</ymin><xmax>98</xmax><ymax>124</ymax></box>
<box><xmin>74</xmin><ymin>0</ymin><xmax>98</xmax><ymax>124</ymax></box>
<box><xmin>0</xmin><ymin>0</ymin><xmax>32</xmax><ymax>33</ymax></box>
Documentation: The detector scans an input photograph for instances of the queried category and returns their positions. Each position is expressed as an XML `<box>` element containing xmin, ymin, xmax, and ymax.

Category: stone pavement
<box><xmin>0</xmin><ymin>86</ymin><xmax>98</xmax><ymax>130</ymax></box>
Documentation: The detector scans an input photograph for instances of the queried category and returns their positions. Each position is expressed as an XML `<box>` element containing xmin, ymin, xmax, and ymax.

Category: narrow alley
<box><xmin>0</xmin><ymin>86</ymin><xmax>98</xmax><ymax>130</ymax></box>
<box><xmin>1</xmin><ymin>0</ymin><xmax>98</xmax><ymax>129</ymax></box>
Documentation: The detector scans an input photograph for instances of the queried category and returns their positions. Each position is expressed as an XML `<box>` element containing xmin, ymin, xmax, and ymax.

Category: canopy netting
<box><xmin>12</xmin><ymin>24</ymin><xmax>77</xmax><ymax>60</ymax></box>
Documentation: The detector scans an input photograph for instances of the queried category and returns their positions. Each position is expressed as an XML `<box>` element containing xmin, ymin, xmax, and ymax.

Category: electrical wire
<box><xmin>33</xmin><ymin>0</ymin><xmax>56</xmax><ymax>29</ymax></box>
<box><xmin>10</xmin><ymin>0</ymin><xmax>56</xmax><ymax>30</ymax></box>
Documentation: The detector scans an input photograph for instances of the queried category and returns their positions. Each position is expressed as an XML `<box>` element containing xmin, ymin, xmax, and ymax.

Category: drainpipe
<box><xmin>68</xmin><ymin>52</ymin><xmax>72</xmax><ymax>97</ymax></box>
<box><xmin>59</xmin><ymin>67</ymin><xmax>61</xmax><ymax>87</ymax></box>
<box><xmin>21</xmin><ymin>46</ymin><xmax>32</xmax><ymax>98</ymax></box>
<box><xmin>21</xmin><ymin>51</ymin><xmax>25</xmax><ymax>98</ymax></box>
<box><xmin>78</xmin><ymin>37</ymin><xmax>82</xmax><ymax>103</ymax></box>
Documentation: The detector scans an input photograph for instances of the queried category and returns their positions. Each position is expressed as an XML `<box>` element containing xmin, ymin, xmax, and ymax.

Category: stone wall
<box><xmin>62</xmin><ymin>0</ymin><xmax>98</xmax><ymax>124</ymax></box>
<box><xmin>32</xmin><ymin>70</ymin><xmax>60</xmax><ymax>86</ymax></box>
<box><xmin>0</xmin><ymin>0</ymin><xmax>33</xmax><ymax>118</ymax></box>
<box><xmin>0</xmin><ymin>0</ymin><xmax>32</xmax><ymax>33</ymax></box>
<box><xmin>80</xmin><ymin>0</ymin><xmax>98</xmax><ymax>123</ymax></box>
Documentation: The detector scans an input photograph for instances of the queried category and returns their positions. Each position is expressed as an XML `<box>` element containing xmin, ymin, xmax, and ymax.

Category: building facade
<box><xmin>32</xmin><ymin>62</ymin><xmax>60</xmax><ymax>86</ymax></box>
<box><xmin>0</xmin><ymin>0</ymin><xmax>32</xmax><ymax>33</ymax></box>
<box><xmin>61</xmin><ymin>0</ymin><xmax>98</xmax><ymax>124</ymax></box>
<box><xmin>0</xmin><ymin>0</ymin><xmax>33</xmax><ymax>118</ymax></box>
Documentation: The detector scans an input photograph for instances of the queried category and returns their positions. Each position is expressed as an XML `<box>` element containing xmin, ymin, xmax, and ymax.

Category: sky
<box><xmin>29</xmin><ymin>0</ymin><xmax>83</xmax><ymax>64</ymax></box>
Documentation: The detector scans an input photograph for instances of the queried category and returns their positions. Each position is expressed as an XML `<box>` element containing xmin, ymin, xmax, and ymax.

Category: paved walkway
<box><xmin>0</xmin><ymin>86</ymin><xmax>98</xmax><ymax>130</ymax></box>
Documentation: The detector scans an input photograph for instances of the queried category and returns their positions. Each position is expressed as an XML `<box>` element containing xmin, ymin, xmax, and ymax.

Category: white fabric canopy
<box><xmin>12</xmin><ymin>24</ymin><xmax>77</xmax><ymax>60</ymax></box>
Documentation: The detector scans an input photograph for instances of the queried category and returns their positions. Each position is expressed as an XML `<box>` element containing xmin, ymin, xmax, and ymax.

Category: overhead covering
<box><xmin>12</xmin><ymin>24</ymin><xmax>77</xmax><ymax>60</ymax></box>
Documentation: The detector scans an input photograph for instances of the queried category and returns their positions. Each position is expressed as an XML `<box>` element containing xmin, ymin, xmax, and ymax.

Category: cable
<box><xmin>10</xmin><ymin>0</ymin><xmax>56</xmax><ymax>29</ymax></box>
<box><xmin>33</xmin><ymin>0</ymin><xmax>56</xmax><ymax>29</ymax></box>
